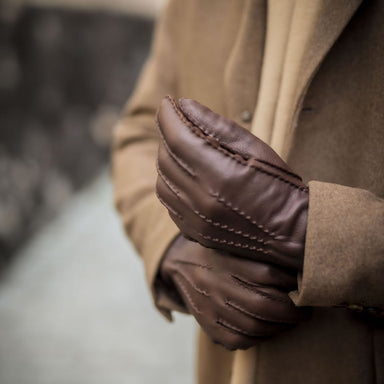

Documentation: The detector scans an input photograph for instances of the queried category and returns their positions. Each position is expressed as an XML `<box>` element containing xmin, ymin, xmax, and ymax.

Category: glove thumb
<box><xmin>178</xmin><ymin>97</ymin><xmax>296</xmax><ymax>176</ymax></box>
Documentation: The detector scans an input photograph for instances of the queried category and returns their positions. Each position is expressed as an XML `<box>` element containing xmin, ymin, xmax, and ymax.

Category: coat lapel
<box><xmin>270</xmin><ymin>0</ymin><xmax>363</xmax><ymax>158</ymax></box>
<box><xmin>233</xmin><ymin>1</ymin><xmax>362</xmax><ymax>382</ymax></box>
<box><xmin>223</xmin><ymin>0</ymin><xmax>266</xmax><ymax>126</ymax></box>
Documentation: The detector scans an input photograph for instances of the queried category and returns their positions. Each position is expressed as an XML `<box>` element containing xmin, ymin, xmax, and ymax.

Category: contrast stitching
<box><xmin>156</xmin><ymin>117</ymin><xmax>196</xmax><ymax>178</ymax></box>
<box><xmin>168</xmin><ymin>96</ymin><xmax>308</xmax><ymax>193</ymax></box>
<box><xmin>156</xmin><ymin>160</ymin><xmax>180</xmax><ymax>197</ymax></box>
<box><xmin>179</xmin><ymin>99</ymin><xmax>221</xmax><ymax>141</ymax></box>
<box><xmin>155</xmin><ymin>192</ymin><xmax>183</xmax><ymax>221</ymax></box>
<box><xmin>176</xmin><ymin>270</ymin><xmax>210</xmax><ymax>297</ymax></box>
<box><xmin>194</xmin><ymin>209</ymin><xmax>266</xmax><ymax>244</ymax></box>
<box><xmin>158</xmin><ymin>159</ymin><xmax>270</xmax><ymax>244</ymax></box>
<box><xmin>198</xmin><ymin>233</ymin><xmax>271</xmax><ymax>256</ymax></box>
<box><xmin>253</xmin><ymin>159</ymin><xmax>303</xmax><ymax>181</ymax></box>
<box><xmin>211</xmin><ymin>192</ymin><xmax>278</xmax><ymax>239</ymax></box>
<box><xmin>175</xmin><ymin>259</ymin><xmax>212</xmax><ymax>270</ymax></box>
<box><xmin>225</xmin><ymin>299</ymin><xmax>294</xmax><ymax>324</ymax></box>
<box><xmin>180</xmin><ymin>99</ymin><xmax>302</xmax><ymax>182</ymax></box>
<box><xmin>173</xmin><ymin>274</ymin><xmax>202</xmax><ymax>314</ymax></box>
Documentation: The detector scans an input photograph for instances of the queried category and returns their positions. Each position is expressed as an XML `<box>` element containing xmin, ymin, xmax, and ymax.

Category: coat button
<box><xmin>240</xmin><ymin>110</ymin><xmax>252</xmax><ymax>123</ymax></box>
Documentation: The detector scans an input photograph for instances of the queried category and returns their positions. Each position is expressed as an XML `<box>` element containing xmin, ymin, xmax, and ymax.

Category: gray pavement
<box><xmin>0</xmin><ymin>171</ymin><xmax>196</xmax><ymax>384</ymax></box>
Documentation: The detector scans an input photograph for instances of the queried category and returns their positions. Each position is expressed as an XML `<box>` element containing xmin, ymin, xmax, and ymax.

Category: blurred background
<box><xmin>0</xmin><ymin>0</ymin><xmax>195</xmax><ymax>382</ymax></box>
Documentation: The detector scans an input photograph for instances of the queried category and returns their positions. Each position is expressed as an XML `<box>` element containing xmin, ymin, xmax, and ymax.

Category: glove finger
<box><xmin>216</xmin><ymin>307</ymin><xmax>291</xmax><ymax>336</ymax></box>
<box><xmin>215</xmin><ymin>286</ymin><xmax>292</xmax><ymax>333</ymax></box>
<box><xmin>156</xmin><ymin>173</ymin><xmax>210</xmax><ymax>245</ymax></box>
<box><xmin>158</xmin><ymin>96</ymin><xmax>241</xmax><ymax>185</ymax></box>
<box><xmin>167</xmin><ymin>241</ymin><xmax>299</xmax><ymax>351</ymax></box>
<box><xmin>178</xmin><ymin>97</ymin><xmax>298</xmax><ymax>176</ymax></box>
<box><xmin>228</xmin><ymin>279</ymin><xmax>306</xmax><ymax>324</ymax></box>
<box><xmin>158</xmin><ymin>103</ymin><xmax>306</xmax><ymax>261</ymax></box>
<box><xmin>171</xmin><ymin>252</ymin><xmax>264</xmax><ymax>350</ymax></box>
<box><xmin>206</xmin><ymin>311</ymin><xmax>288</xmax><ymax>351</ymax></box>
<box><xmin>157</xmin><ymin>142</ymin><xmax>202</xmax><ymax>214</ymax></box>
<box><xmin>188</xmin><ymin>289</ymin><xmax>270</xmax><ymax>351</ymax></box>
<box><xmin>157</xmin><ymin>143</ymin><xmax>215</xmax><ymax>238</ymax></box>
<box><xmin>156</xmin><ymin>163</ymin><xmax>273</xmax><ymax>259</ymax></box>
<box><xmin>157</xmin><ymin>96</ymin><xmax>206</xmax><ymax>172</ymax></box>
<box><xmin>219</xmin><ymin>254</ymin><xmax>298</xmax><ymax>290</ymax></box>
<box><xmin>158</xmin><ymin>96</ymin><xmax>304</xmax><ymax>247</ymax></box>
<box><xmin>157</xmin><ymin>143</ymin><xmax>263</xmax><ymax>249</ymax></box>
<box><xmin>156</xmin><ymin>175</ymin><xmax>199</xmax><ymax>241</ymax></box>
<box><xmin>172</xmin><ymin>269</ymin><xmax>214</xmax><ymax>328</ymax></box>
<box><xmin>203</xmin><ymin>323</ymin><xmax>258</xmax><ymax>351</ymax></box>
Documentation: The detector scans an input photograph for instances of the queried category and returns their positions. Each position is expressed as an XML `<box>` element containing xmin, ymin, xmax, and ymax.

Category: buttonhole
<box><xmin>302</xmin><ymin>106</ymin><xmax>316</xmax><ymax>114</ymax></box>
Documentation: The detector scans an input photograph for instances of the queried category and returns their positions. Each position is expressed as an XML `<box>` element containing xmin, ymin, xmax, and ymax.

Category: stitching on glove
<box><xmin>198</xmin><ymin>233</ymin><xmax>271</xmax><ymax>255</ymax></box>
<box><xmin>216</xmin><ymin>318</ymin><xmax>264</xmax><ymax>337</ymax></box>
<box><xmin>180</xmin><ymin>98</ymin><xmax>303</xmax><ymax>182</ymax></box>
<box><xmin>225</xmin><ymin>299</ymin><xmax>295</xmax><ymax>324</ymax></box>
<box><xmin>157</xmin><ymin>156</ymin><xmax>269</xmax><ymax>245</ymax></box>
<box><xmin>156</xmin><ymin>118</ymin><xmax>196</xmax><ymax>178</ymax></box>
<box><xmin>210</xmin><ymin>192</ymin><xmax>278</xmax><ymax>239</ymax></box>
<box><xmin>173</xmin><ymin>274</ymin><xmax>202</xmax><ymax>315</ymax></box>
<box><xmin>156</xmin><ymin>160</ymin><xmax>180</xmax><ymax>197</ymax></box>
<box><xmin>155</xmin><ymin>191</ymin><xmax>183</xmax><ymax>221</ymax></box>
<box><xmin>193</xmin><ymin>209</ymin><xmax>266</xmax><ymax>244</ymax></box>
<box><xmin>175</xmin><ymin>259</ymin><xmax>212</xmax><ymax>270</ymax></box>
<box><xmin>178</xmin><ymin>100</ymin><xmax>221</xmax><ymax>141</ymax></box>
<box><xmin>176</xmin><ymin>270</ymin><xmax>210</xmax><ymax>297</ymax></box>
<box><xmin>231</xmin><ymin>275</ymin><xmax>291</xmax><ymax>304</ymax></box>
<box><xmin>168</xmin><ymin>96</ymin><xmax>308</xmax><ymax>193</ymax></box>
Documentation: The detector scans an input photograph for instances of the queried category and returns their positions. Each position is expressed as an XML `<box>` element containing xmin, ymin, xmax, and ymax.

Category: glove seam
<box><xmin>210</xmin><ymin>192</ymin><xmax>279</xmax><ymax>239</ymax></box>
<box><xmin>155</xmin><ymin>191</ymin><xmax>183</xmax><ymax>220</ymax></box>
<box><xmin>216</xmin><ymin>318</ymin><xmax>264</xmax><ymax>338</ymax></box>
<box><xmin>173</xmin><ymin>274</ymin><xmax>202</xmax><ymax>314</ymax></box>
<box><xmin>179</xmin><ymin>98</ymin><xmax>303</xmax><ymax>182</ymax></box>
<box><xmin>176</xmin><ymin>270</ymin><xmax>210</xmax><ymax>297</ymax></box>
<box><xmin>225</xmin><ymin>299</ymin><xmax>295</xmax><ymax>324</ymax></box>
<box><xmin>198</xmin><ymin>232</ymin><xmax>271</xmax><ymax>256</ymax></box>
<box><xmin>157</xmin><ymin>149</ymin><xmax>276</xmax><ymax>244</ymax></box>
<box><xmin>231</xmin><ymin>274</ymin><xmax>291</xmax><ymax>304</ymax></box>
<box><xmin>174</xmin><ymin>259</ymin><xmax>212</xmax><ymax>270</ymax></box>
<box><xmin>168</xmin><ymin>96</ymin><xmax>308</xmax><ymax>193</ymax></box>
<box><xmin>156</xmin><ymin>159</ymin><xmax>181</xmax><ymax>197</ymax></box>
<box><xmin>156</xmin><ymin>117</ymin><xmax>196</xmax><ymax>177</ymax></box>
<box><xmin>194</xmin><ymin>209</ymin><xmax>267</xmax><ymax>243</ymax></box>
<box><xmin>157</xmin><ymin>131</ymin><xmax>275</xmax><ymax>242</ymax></box>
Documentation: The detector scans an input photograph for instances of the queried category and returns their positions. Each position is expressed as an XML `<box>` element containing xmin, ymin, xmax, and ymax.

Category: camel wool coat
<box><xmin>112</xmin><ymin>0</ymin><xmax>384</xmax><ymax>383</ymax></box>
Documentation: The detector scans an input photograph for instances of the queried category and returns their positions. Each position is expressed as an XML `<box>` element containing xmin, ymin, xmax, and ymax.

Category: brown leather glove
<box><xmin>156</xmin><ymin>96</ymin><xmax>308</xmax><ymax>271</ymax></box>
<box><xmin>160</xmin><ymin>235</ymin><xmax>308</xmax><ymax>350</ymax></box>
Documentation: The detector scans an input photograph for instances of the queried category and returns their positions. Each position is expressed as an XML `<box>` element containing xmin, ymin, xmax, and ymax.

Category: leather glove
<box><xmin>156</xmin><ymin>96</ymin><xmax>308</xmax><ymax>271</ymax></box>
<box><xmin>160</xmin><ymin>235</ymin><xmax>308</xmax><ymax>350</ymax></box>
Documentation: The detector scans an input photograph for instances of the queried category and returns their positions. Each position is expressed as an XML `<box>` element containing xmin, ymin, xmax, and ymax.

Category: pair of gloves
<box><xmin>156</xmin><ymin>96</ymin><xmax>309</xmax><ymax>350</ymax></box>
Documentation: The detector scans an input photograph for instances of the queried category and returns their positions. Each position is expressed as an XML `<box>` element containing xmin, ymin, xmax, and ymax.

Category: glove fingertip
<box><xmin>178</xmin><ymin>98</ymin><xmax>203</xmax><ymax>122</ymax></box>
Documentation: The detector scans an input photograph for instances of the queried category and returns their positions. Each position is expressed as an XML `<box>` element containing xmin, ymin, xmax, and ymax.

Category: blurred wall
<box><xmin>3</xmin><ymin>0</ymin><xmax>166</xmax><ymax>19</ymax></box>
<box><xmin>0</xmin><ymin>1</ymin><xmax>156</xmax><ymax>262</ymax></box>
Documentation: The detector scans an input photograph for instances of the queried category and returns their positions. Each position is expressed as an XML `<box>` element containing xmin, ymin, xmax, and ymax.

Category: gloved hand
<box><xmin>160</xmin><ymin>235</ymin><xmax>308</xmax><ymax>350</ymax></box>
<box><xmin>156</xmin><ymin>96</ymin><xmax>308</xmax><ymax>271</ymax></box>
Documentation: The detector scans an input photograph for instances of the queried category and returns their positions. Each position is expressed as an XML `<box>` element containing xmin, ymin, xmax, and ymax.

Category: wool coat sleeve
<box><xmin>291</xmin><ymin>181</ymin><xmax>384</xmax><ymax>312</ymax></box>
<box><xmin>112</xmin><ymin>0</ymin><xmax>186</xmax><ymax>320</ymax></box>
